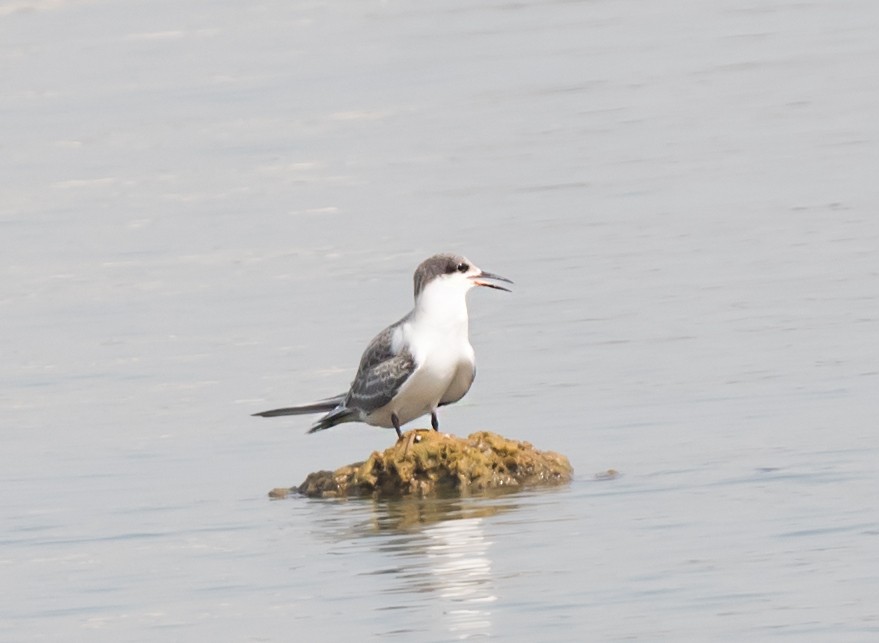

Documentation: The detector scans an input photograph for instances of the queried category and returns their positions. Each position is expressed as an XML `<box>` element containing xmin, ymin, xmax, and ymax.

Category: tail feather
<box><xmin>308</xmin><ymin>407</ymin><xmax>358</xmax><ymax>433</ymax></box>
<box><xmin>252</xmin><ymin>394</ymin><xmax>346</xmax><ymax>418</ymax></box>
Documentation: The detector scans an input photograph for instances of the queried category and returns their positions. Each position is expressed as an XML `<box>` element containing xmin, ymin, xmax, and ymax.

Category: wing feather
<box><xmin>347</xmin><ymin>350</ymin><xmax>415</xmax><ymax>414</ymax></box>
<box><xmin>345</xmin><ymin>317</ymin><xmax>415</xmax><ymax>414</ymax></box>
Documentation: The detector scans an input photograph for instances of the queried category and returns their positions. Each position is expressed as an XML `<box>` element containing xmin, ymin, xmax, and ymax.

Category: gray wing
<box><xmin>354</xmin><ymin>317</ymin><xmax>402</xmax><ymax>371</ymax></box>
<box><xmin>346</xmin><ymin>350</ymin><xmax>415</xmax><ymax>414</ymax></box>
<box><xmin>345</xmin><ymin>317</ymin><xmax>415</xmax><ymax>414</ymax></box>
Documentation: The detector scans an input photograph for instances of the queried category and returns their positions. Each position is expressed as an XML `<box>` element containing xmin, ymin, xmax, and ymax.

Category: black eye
<box><xmin>456</xmin><ymin>262</ymin><xmax>469</xmax><ymax>273</ymax></box>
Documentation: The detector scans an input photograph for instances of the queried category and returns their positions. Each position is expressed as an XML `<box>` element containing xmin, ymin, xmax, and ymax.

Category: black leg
<box><xmin>392</xmin><ymin>413</ymin><xmax>403</xmax><ymax>439</ymax></box>
<box><xmin>431</xmin><ymin>411</ymin><xmax>439</xmax><ymax>432</ymax></box>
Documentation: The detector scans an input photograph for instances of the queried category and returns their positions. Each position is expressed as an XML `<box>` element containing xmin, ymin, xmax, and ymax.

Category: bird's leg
<box><xmin>392</xmin><ymin>412</ymin><xmax>403</xmax><ymax>439</ymax></box>
<box><xmin>430</xmin><ymin>411</ymin><xmax>439</xmax><ymax>432</ymax></box>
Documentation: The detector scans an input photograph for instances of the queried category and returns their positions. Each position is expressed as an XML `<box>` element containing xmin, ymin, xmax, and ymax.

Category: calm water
<box><xmin>2</xmin><ymin>0</ymin><xmax>878</xmax><ymax>640</ymax></box>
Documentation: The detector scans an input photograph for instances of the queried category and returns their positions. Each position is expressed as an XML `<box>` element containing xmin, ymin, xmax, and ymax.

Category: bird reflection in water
<box><xmin>350</xmin><ymin>493</ymin><xmax>519</xmax><ymax>639</ymax></box>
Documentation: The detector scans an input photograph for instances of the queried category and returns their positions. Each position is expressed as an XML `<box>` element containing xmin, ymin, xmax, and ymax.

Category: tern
<box><xmin>254</xmin><ymin>253</ymin><xmax>512</xmax><ymax>439</ymax></box>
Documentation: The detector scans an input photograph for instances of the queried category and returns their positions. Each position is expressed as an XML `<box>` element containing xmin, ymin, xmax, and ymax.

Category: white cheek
<box><xmin>416</xmin><ymin>276</ymin><xmax>473</xmax><ymax>321</ymax></box>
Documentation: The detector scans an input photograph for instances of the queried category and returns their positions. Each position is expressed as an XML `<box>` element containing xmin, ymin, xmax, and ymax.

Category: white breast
<box><xmin>370</xmin><ymin>271</ymin><xmax>478</xmax><ymax>427</ymax></box>
<box><xmin>388</xmin><ymin>320</ymin><xmax>474</xmax><ymax>425</ymax></box>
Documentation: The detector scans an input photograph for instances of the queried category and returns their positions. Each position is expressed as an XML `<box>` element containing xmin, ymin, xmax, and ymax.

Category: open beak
<box><xmin>470</xmin><ymin>270</ymin><xmax>513</xmax><ymax>292</ymax></box>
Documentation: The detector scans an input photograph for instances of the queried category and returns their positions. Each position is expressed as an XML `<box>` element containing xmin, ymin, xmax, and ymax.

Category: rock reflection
<box><xmin>305</xmin><ymin>491</ymin><xmax>525</xmax><ymax>637</ymax></box>
<box><xmin>358</xmin><ymin>494</ymin><xmax>518</xmax><ymax>639</ymax></box>
<box><xmin>369</xmin><ymin>491</ymin><xmax>517</xmax><ymax>533</ymax></box>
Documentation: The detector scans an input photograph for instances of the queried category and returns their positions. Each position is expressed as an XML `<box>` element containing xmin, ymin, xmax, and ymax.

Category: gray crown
<box><xmin>413</xmin><ymin>253</ymin><xmax>470</xmax><ymax>298</ymax></box>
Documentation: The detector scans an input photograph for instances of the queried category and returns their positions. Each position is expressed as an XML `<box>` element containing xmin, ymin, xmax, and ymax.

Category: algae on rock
<box><xmin>270</xmin><ymin>430</ymin><xmax>573</xmax><ymax>499</ymax></box>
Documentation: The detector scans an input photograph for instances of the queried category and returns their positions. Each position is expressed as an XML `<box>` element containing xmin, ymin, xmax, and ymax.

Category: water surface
<box><xmin>2</xmin><ymin>0</ymin><xmax>878</xmax><ymax>640</ymax></box>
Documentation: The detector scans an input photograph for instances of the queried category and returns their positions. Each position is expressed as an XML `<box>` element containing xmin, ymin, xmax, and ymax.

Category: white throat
<box><xmin>412</xmin><ymin>275</ymin><xmax>471</xmax><ymax>332</ymax></box>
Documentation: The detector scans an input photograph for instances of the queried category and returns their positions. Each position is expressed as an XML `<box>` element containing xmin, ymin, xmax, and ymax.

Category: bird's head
<box><xmin>413</xmin><ymin>253</ymin><xmax>513</xmax><ymax>303</ymax></box>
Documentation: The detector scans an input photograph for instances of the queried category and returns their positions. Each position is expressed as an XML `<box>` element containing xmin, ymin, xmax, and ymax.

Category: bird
<box><xmin>253</xmin><ymin>253</ymin><xmax>512</xmax><ymax>439</ymax></box>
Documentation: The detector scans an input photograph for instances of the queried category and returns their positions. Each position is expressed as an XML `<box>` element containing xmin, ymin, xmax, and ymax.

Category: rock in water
<box><xmin>270</xmin><ymin>430</ymin><xmax>573</xmax><ymax>499</ymax></box>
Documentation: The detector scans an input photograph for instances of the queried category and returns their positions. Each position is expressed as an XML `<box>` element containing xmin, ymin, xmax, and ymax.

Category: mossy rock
<box><xmin>270</xmin><ymin>430</ymin><xmax>573</xmax><ymax>499</ymax></box>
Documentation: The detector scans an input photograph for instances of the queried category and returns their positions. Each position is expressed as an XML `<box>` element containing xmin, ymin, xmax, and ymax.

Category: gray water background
<box><xmin>2</xmin><ymin>0</ymin><xmax>878</xmax><ymax>640</ymax></box>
